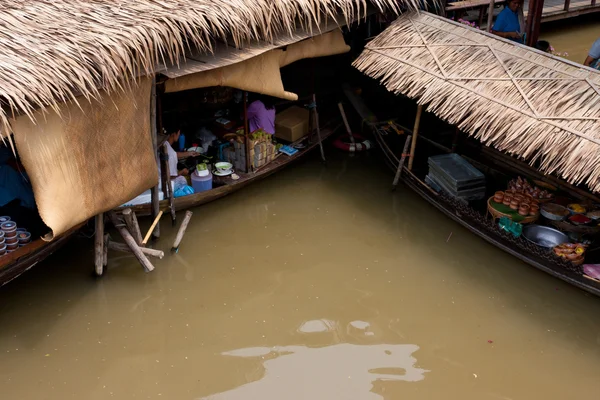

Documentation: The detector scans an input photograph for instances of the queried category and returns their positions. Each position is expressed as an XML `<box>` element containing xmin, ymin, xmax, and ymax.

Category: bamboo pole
<box><xmin>408</xmin><ymin>105</ymin><xmax>423</xmax><ymax>171</ymax></box>
<box><xmin>94</xmin><ymin>213</ymin><xmax>104</xmax><ymax>276</ymax></box>
<box><xmin>108</xmin><ymin>241</ymin><xmax>165</xmax><ymax>259</ymax></box>
<box><xmin>161</xmin><ymin>143</ymin><xmax>177</xmax><ymax>224</ymax></box>
<box><xmin>108</xmin><ymin>212</ymin><xmax>155</xmax><ymax>272</ymax></box>
<box><xmin>486</xmin><ymin>0</ymin><xmax>495</xmax><ymax>32</ymax></box>
<box><xmin>171</xmin><ymin>210</ymin><xmax>193</xmax><ymax>252</ymax></box>
<box><xmin>313</xmin><ymin>94</ymin><xmax>326</xmax><ymax>162</ymax></box>
<box><xmin>244</xmin><ymin>92</ymin><xmax>251</xmax><ymax>173</ymax></box>
<box><xmin>338</xmin><ymin>103</ymin><xmax>355</xmax><ymax>144</ymax></box>
<box><xmin>122</xmin><ymin>208</ymin><xmax>143</xmax><ymax>246</ymax></box>
<box><xmin>143</xmin><ymin>210</ymin><xmax>164</xmax><ymax>246</ymax></box>
<box><xmin>392</xmin><ymin>134</ymin><xmax>412</xmax><ymax>188</ymax></box>
<box><xmin>150</xmin><ymin>77</ymin><xmax>160</xmax><ymax>239</ymax></box>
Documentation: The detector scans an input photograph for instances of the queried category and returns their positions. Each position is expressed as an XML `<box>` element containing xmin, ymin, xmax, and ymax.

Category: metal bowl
<box><xmin>540</xmin><ymin>204</ymin><xmax>569</xmax><ymax>221</ymax></box>
<box><xmin>522</xmin><ymin>225</ymin><xmax>569</xmax><ymax>248</ymax></box>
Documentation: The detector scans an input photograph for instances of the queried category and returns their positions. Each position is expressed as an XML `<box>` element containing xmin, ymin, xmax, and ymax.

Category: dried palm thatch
<box><xmin>354</xmin><ymin>12</ymin><xmax>600</xmax><ymax>193</ymax></box>
<box><xmin>0</xmin><ymin>0</ymin><xmax>414</xmax><ymax>141</ymax></box>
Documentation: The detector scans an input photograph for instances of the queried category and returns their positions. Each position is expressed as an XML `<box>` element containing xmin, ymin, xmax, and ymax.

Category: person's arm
<box><xmin>492</xmin><ymin>30</ymin><xmax>521</xmax><ymax>39</ymax></box>
<box><xmin>176</xmin><ymin>151</ymin><xmax>200</xmax><ymax>159</ymax></box>
<box><xmin>584</xmin><ymin>56</ymin><xmax>595</xmax><ymax>67</ymax></box>
<box><xmin>177</xmin><ymin>168</ymin><xmax>189</xmax><ymax>176</ymax></box>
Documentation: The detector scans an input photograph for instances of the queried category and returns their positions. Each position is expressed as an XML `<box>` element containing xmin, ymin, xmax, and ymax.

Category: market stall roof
<box><xmin>159</xmin><ymin>15</ymin><xmax>348</xmax><ymax>79</ymax></box>
<box><xmin>353</xmin><ymin>12</ymin><xmax>600</xmax><ymax>192</ymax></box>
<box><xmin>0</xmin><ymin>0</ymin><xmax>410</xmax><ymax>139</ymax></box>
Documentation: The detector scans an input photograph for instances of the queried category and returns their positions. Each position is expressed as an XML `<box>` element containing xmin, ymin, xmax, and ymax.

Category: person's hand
<box><xmin>508</xmin><ymin>32</ymin><xmax>521</xmax><ymax>39</ymax></box>
<box><xmin>180</xmin><ymin>168</ymin><xmax>189</xmax><ymax>176</ymax></box>
<box><xmin>187</xmin><ymin>151</ymin><xmax>201</xmax><ymax>157</ymax></box>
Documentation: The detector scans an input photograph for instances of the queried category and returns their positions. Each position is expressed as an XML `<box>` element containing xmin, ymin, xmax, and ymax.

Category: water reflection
<box><xmin>201</xmin><ymin>343</ymin><xmax>426</xmax><ymax>399</ymax></box>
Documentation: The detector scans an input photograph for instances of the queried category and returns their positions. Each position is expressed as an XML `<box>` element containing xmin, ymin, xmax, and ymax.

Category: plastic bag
<box><xmin>174</xmin><ymin>185</ymin><xmax>195</xmax><ymax>198</ymax></box>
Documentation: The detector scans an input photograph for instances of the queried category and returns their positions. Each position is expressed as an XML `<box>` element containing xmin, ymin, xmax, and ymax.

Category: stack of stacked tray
<box><xmin>425</xmin><ymin>154</ymin><xmax>485</xmax><ymax>202</ymax></box>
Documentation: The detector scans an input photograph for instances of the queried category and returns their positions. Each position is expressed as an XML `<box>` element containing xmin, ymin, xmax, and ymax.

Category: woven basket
<box><xmin>487</xmin><ymin>197</ymin><xmax>539</xmax><ymax>224</ymax></box>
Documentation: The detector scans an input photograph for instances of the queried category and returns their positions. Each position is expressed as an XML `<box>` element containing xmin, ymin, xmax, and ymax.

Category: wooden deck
<box><xmin>524</xmin><ymin>0</ymin><xmax>600</xmax><ymax>22</ymax></box>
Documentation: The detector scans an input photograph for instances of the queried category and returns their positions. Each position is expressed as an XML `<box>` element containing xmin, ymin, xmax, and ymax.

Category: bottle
<box><xmin>178</xmin><ymin>133</ymin><xmax>186</xmax><ymax>152</ymax></box>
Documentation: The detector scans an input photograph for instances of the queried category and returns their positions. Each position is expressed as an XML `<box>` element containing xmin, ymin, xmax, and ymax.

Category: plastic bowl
<box><xmin>1</xmin><ymin>221</ymin><xmax>17</xmax><ymax>233</ymax></box>
<box><xmin>215</xmin><ymin>162</ymin><xmax>233</xmax><ymax>171</ymax></box>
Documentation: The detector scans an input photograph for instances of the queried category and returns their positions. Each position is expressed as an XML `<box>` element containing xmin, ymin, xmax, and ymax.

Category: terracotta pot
<box><xmin>503</xmin><ymin>195</ymin><xmax>512</xmax><ymax>206</ymax></box>
<box><xmin>493</xmin><ymin>191</ymin><xmax>504</xmax><ymax>203</ymax></box>
<box><xmin>529</xmin><ymin>205</ymin><xmax>539</xmax><ymax>215</ymax></box>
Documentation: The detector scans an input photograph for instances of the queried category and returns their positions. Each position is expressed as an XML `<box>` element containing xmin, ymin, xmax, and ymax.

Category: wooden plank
<box><xmin>122</xmin><ymin>208</ymin><xmax>143</xmax><ymax>246</ymax></box>
<box><xmin>172</xmin><ymin>211</ymin><xmax>193</xmax><ymax>251</ymax></box>
<box><xmin>108</xmin><ymin>241</ymin><xmax>165</xmax><ymax>259</ymax></box>
<box><xmin>108</xmin><ymin>212</ymin><xmax>155</xmax><ymax>272</ymax></box>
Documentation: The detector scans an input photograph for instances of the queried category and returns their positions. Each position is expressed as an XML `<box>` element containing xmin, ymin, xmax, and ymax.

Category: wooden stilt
<box><xmin>392</xmin><ymin>134</ymin><xmax>412</xmax><ymax>189</ymax></box>
<box><xmin>408</xmin><ymin>105</ymin><xmax>423</xmax><ymax>171</ymax></box>
<box><xmin>108</xmin><ymin>212</ymin><xmax>155</xmax><ymax>272</ymax></box>
<box><xmin>103</xmin><ymin>234</ymin><xmax>109</xmax><ymax>267</ymax></box>
<box><xmin>108</xmin><ymin>241</ymin><xmax>165</xmax><ymax>259</ymax></box>
<box><xmin>338</xmin><ymin>102</ymin><xmax>355</xmax><ymax>144</ymax></box>
<box><xmin>161</xmin><ymin>143</ymin><xmax>177</xmax><ymax>225</ymax></box>
<box><xmin>94</xmin><ymin>213</ymin><xmax>104</xmax><ymax>276</ymax></box>
<box><xmin>312</xmin><ymin>94</ymin><xmax>326</xmax><ymax>163</ymax></box>
<box><xmin>171</xmin><ymin>210</ymin><xmax>193</xmax><ymax>252</ymax></box>
<box><xmin>486</xmin><ymin>0</ymin><xmax>495</xmax><ymax>32</ymax></box>
<box><xmin>122</xmin><ymin>208</ymin><xmax>143</xmax><ymax>246</ymax></box>
<box><xmin>150</xmin><ymin>78</ymin><xmax>160</xmax><ymax>239</ymax></box>
<box><xmin>143</xmin><ymin>210</ymin><xmax>163</xmax><ymax>246</ymax></box>
<box><xmin>243</xmin><ymin>91</ymin><xmax>251</xmax><ymax>173</ymax></box>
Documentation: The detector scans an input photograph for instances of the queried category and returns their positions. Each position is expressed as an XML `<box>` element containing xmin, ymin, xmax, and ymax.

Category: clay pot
<box><xmin>510</xmin><ymin>202</ymin><xmax>519</xmax><ymax>210</ymax></box>
<box><xmin>503</xmin><ymin>195</ymin><xmax>512</xmax><ymax>206</ymax></box>
<box><xmin>519</xmin><ymin>203</ymin><xmax>530</xmax><ymax>213</ymax></box>
<box><xmin>529</xmin><ymin>204</ymin><xmax>539</xmax><ymax>216</ymax></box>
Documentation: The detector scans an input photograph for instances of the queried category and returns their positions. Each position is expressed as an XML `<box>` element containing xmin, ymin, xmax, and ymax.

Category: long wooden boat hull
<box><xmin>0</xmin><ymin>224</ymin><xmax>82</xmax><ymax>286</ymax></box>
<box><xmin>122</xmin><ymin>128</ymin><xmax>337</xmax><ymax>215</ymax></box>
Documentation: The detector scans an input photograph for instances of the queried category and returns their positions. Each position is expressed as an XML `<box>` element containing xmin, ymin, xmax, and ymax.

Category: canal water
<box><xmin>1</xmin><ymin>148</ymin><xmax>600</xmax><ymax>399</ymax></box>
<box><xmin>540</xmin><ymin>14</ymin><xmax>599</xmax><ymax>64</ymax></box>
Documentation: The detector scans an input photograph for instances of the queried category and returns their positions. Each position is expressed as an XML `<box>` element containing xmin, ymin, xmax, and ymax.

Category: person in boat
<box><xmin>247</xmin><ymin>94</ymin><xmax>276</xmax><ymax>135</ymax></box>
<box><xmin>491</xmin><ymin>0</ymin><xmax>525</xmax><ymax>44</ymax></box>
<box><xmin>0</xmin><ymin>144</ymin><xmax>48</xmax><ymax>237</ymax></box>
<box><xmin>163</xmin><ymin>128</ymin><xmax>201</xmax><ymax>177</ymax></box>
<box><xmin>584</xmin><ymin>37</ymin><xmax>600</xmax><ymax>70</ymax></box>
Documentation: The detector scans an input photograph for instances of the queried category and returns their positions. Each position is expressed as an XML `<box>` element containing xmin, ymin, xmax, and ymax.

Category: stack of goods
<box><xmin>507</xmin><ymin>177</ymin><xmax>554</xmax><ymax>202</ymax></box>
<box><xmin>425</xmin><ymin>154</ymin><xmax>485</xmax><ymax>202</ymax></box>
<box><xmin>493</xmin><ymin>191</ymin><xmax>540</xmax><ymax>217</ymax></box>
<box><xmin>249</xmin><ymin>130</ymin><xmax>277</xmax><ymax>170</ymax></box>
<box><xmin>0</xmin><ymin>217</ymin><xmax>31</xmax><ymax>256</ymax></box>
<box><xmin>553</xmin><ymin>243</ymin><xmax>586</xmax><ymax>266</ymax></box>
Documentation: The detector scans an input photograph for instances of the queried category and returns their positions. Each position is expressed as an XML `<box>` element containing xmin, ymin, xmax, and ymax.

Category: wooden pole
<box><xmin>108</xmin><ymin>241</ymin><xmax>165</xmax><ymax>259</ymax></box>
<box><xmin>407</xmin><ymin>105</ymin><xmax>423</xmax><ymax>171</ymax></box>
<box><xmin>312</xmin><ymin>94</ymin><xmax>326</xmax><ymax>162</ymax></box>
<box><xmin>338</xmin><ymin>103</ymin><xmax>355</xmax><ymax>144</ymax></box>
<box><xmin>143</xmin><ymin>210</ymin><xmax>163</xmax><ymax>246</ymax></box>
<box><xmin>94</xmin><ymin>213</ymin><xmax>104</xmax><ymax>276</ymax></box>
<box><xmin>161</xmin><ymin>143</ymin><xmax>177</xmax><ymax>224</ymax></box>
<box><xmin>108</xmin><ymin>212</ymin><xmax>155</xmax><ymax>272</ymax></box>
<box><xmin>171</xmin><ymin>210</ymin><xmax>193</xmax><ymax>252</ymax></box>
<box><xmin>244</xmin><ymin>92</ymin><xmax>251</xmax><ymax>173</ymax></box>
<box><xmin>150</xmin><ymin>78</ymin><xmax>160</xmax><ymax>239</ymax></box>
<box><xmin>122</xmin><ymin>208</ymin><xmax>143</xmax><ymax>246</ymax></box>
<box><xmin>103</xmin><ymin>234</ymin><xmax>109</xmax><ymax>268</ymax></box>
<box><xmin>392</xmin><ymin>134</ymin><xmax>412</xmax><ymax>188</ymax></box>
<box><xmin>486</xmin><ymin>0</ymin><xmax>495</xmax><ymax>32</ymax></box>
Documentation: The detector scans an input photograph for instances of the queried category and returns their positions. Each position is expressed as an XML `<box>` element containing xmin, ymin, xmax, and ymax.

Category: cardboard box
<box><xmin>275</xmin><ymin>106</ymin><xmax>309</xmax><ymax>143</ymax></box>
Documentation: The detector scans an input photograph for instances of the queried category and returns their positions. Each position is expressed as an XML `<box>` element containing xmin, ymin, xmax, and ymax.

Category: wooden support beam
<box><xmin>392</xmin><ymin>134</ymin><xmax>412</xmax><ymax>188</ymax></box>
<box><xmin>161</xmin><ymin>143</ymin><xmax>177</xmax><ymax>224</ymax></box>
<box><xmin>408</xmin><ymin>105</ymin><xmax>423</xmax><ymax>171</ymax></box>
<box><xmin>486</xmin><ymin>0</ymin><xmax>495</xmax><ymax>32</ymax></box>
<box><xmin>103</xmin><ymin>234</ymin><xmax>109</xmax><ymax>267</ymax></box>
<box><xmin>122</xmin><ymin>208</ymin><xmax>143</xmax><ymax>246</ymax></box>
<box><xmin>150</xmin><ymin>78</ymin><xmax>160</xmax><ymax>239</ymax></box>
<box><xmin>94</xmin><ymin>213</ymin><xmax>104</xmax><ymax>276</ymax></box>
<box><xmin>108</xmin><ymin>212</ymin><xmax>155</xmax><ymax>272</ymax></box>
<box><xmin>108</xmin><ymin>241</ymin><xmax>165</xmax><ymax>259</ymax></box>
<box><xmin>143</xmin><ymin>210</ymin><xmax>163</xmax><ymax>246</ymax></box>
<box><xmin>172</xmin><ymin>210</ymin><xmax>193</xmax><ymax>252</ymax></box>
<box><xmin>313</xmin><ymin>94</ymin><xmax>326</xmax><ymax>162</ymax></box>
<box><xmin>564</xmin><ymin>0</ymin><xmax>571</xmax><ymax>11</ymax></box>
<box><xmin>243</xmin><ymin>91</ymin><xmax>251</xmax><ymax>173</ymax></box>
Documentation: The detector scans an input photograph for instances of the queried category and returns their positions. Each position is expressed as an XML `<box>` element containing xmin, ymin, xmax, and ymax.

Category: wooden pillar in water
<box><xmin>525</xmin><ymin>0</ymin><xmax>544</xmax><ymax>47</ymax></box>
<box><xmin>407</xmin><ymin>105</ymin><xmax>423</xmax><ymax>171</ymax></box>
<box><xmin>150</xmin><ymin>78</ymin><xmax>160</xmax><ymax>239</ymax></box>
<box><xmin>94</xmin><ymin>213</ymin><xmax>104</xmax><ymax>276</ymax></box>
<box><xmin>243</xmin><ymin>92</ymin><xmax>251</xmax><ymax>173</ymax></box>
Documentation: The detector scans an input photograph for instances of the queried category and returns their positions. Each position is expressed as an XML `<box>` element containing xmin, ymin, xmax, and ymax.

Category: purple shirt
<box><xmin>247</xmin><ymin>100</ymin><xmax>275</xmax><ymax>134</ymax></box>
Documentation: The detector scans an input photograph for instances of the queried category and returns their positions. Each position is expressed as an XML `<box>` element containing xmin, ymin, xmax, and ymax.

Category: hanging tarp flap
<box><xmin>11</xmin><ymin>78</ymin><xmax>157</xmax><ymax>240</ymax></box>
<box><xmin>164</xmin><ymin>30</ymin><xmax>350</xmax><ymax>99</ymax></box>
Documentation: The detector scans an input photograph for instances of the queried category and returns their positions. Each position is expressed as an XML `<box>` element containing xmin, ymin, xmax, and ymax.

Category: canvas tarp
<box><xmin>11</xmin><ymin>78</ymin><xmax>157</xmax><ymax>240</ymax></box>
<box><xmin>164</xmin><ymin>30</ymin><xmax>350</xmax><ymax>98</ymax></box>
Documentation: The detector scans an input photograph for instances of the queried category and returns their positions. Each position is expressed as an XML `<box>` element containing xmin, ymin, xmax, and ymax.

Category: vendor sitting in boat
<box><xmin>492</xmin><ymin>0</ymin><xmax>525</xmax><ymax>44</ymax></box>
<box><xmin>247</xmin><ymin>94</ymin><xmax>276</xmax><ymax>134</ymax></box>
<box><xmin>584</xmin><ymin>37</ymin><xmax>600</xmax><ymax>70</ymax></box>
<box><xmin>163</xmin><ymin>128</ymin><xmax>200</xmax><ymax>177</ymax></box>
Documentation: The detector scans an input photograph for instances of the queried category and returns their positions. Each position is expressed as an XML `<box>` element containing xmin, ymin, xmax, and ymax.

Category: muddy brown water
<box><xmin>540</xmin><ymin>15</ymin><xmax>599</xmax><ymax>64</ymax></box>
<box><xmin>1</xmin><ymin>150</ymin><xmax>600</xmax><ymax>399</ymax></box>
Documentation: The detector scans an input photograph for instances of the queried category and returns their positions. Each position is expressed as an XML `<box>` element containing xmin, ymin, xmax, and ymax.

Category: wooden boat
<box><xmin>346</xmin><ymin>89</ymin><xmax>600</xmax><ymax>297</ymax></box>
<box><xmin>121</xmin><ymin>127</ymin><xmax>338</xmax><ymax>215</ymax></box>
<box><xmin>0</xmin><ymin>224</ymin><xmax>82</xmax><ymax>286</ymax></box>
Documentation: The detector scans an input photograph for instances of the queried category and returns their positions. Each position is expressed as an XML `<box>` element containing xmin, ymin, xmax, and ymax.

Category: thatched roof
<box><xmin>1</xmin><ymin>0</ymin><xmax>410</xmax><ymax>139</ymax></box>
<box><xmin>354</xmin><ymin>12</ymin><xmax>600</xmax><ymax>192</ymax></box>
